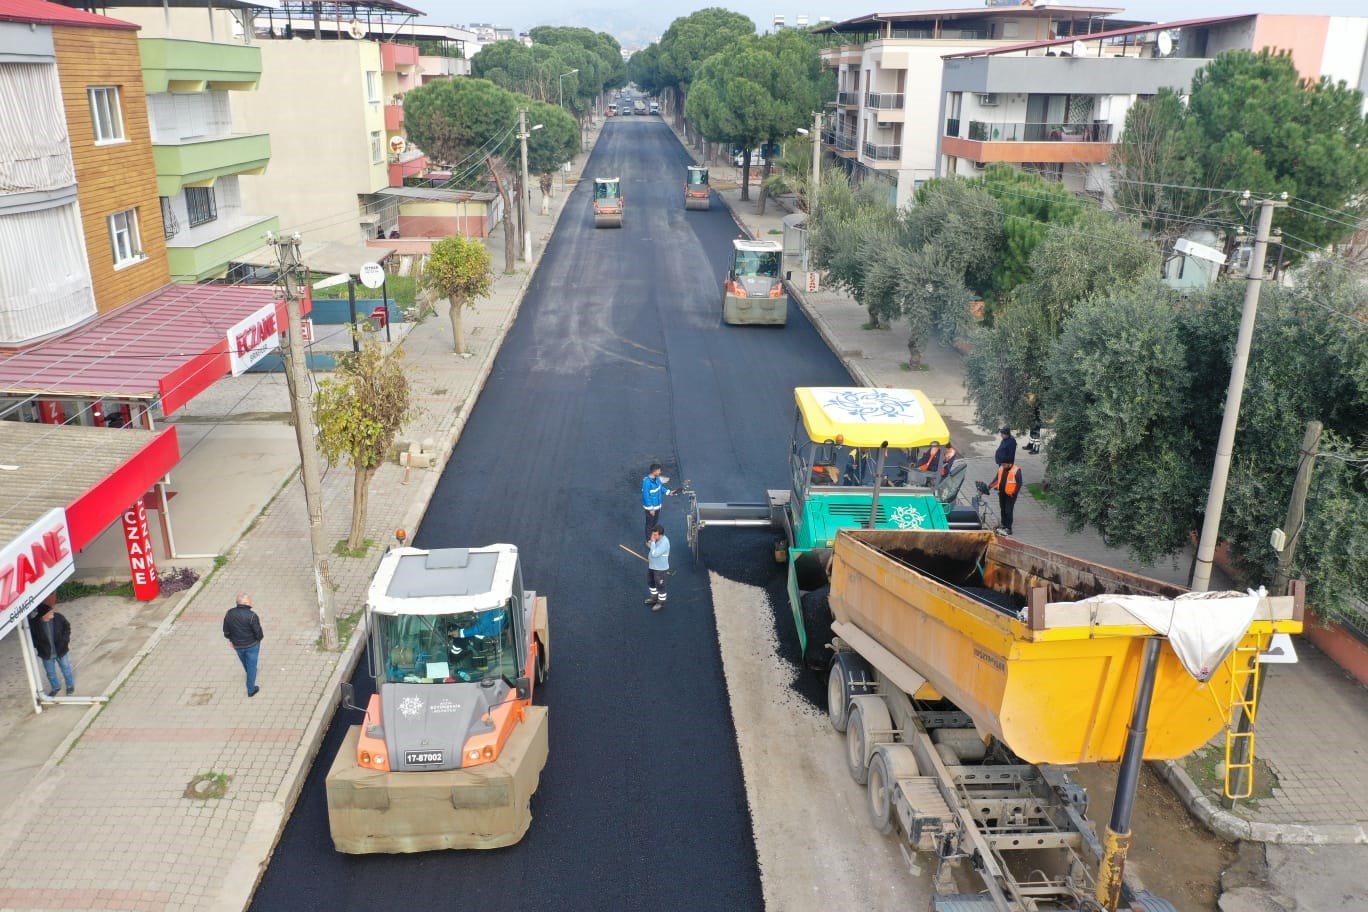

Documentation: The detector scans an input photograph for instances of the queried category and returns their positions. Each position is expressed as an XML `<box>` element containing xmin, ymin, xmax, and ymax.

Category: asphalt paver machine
<box><xmin>593</xmin><ymin>177</ymin><xmax>623</xmax><ymax>228</ymax></box>
<box><xmin>722</xmin><ymin>238</ymin><xmax>787</xmax><ymax>325</ymax></box>
<box><xmin>684</xmin><ymin>165</ymin><xmax>710</xmax><ymax>210</ymax></box>
<box><xmin>325</xmin><ymin>541</ymin><xmax>550</xmax><ymax>853</ymax></box>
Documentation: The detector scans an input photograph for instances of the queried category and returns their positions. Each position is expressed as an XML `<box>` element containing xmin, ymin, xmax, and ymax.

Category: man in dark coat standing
<box><xmin>223</xmin><ymin>592</ymin><xmax>264</xmax><ymax>697</ymax></box>
<box><xmin>995</xmin><ymin>427</ymin><xmax>1017</xmax><ymax>466</ymax></box>
<box><xmin>30</xmin><ymin>594</ymin><xmax>74</xmax><ymax>698</ymax></box>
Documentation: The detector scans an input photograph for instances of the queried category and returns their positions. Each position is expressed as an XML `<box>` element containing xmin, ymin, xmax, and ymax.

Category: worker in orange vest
<box><xmin>915</xmin><ymin>443</ymin><xmax>958</xmax><ymax>479</ymax></box>
<box><xmin>988</xmin><ymin>460</ymin><xmax>1023</xmax><ymax>535</ymax></box>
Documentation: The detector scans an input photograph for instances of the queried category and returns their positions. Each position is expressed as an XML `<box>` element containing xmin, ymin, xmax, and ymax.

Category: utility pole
<box><xmin>1190</xmin><ymin>193</ymin><xmax>1287</xmax><ymax>592</ymax></box>
<box><xmin>810</xmin><ymin>109</ymin><xmax>821</xmax><ymax>219</ymax></box>
<box><xmin>268</xmin><ymin>231</ymin><xmax>338</xmax><ymax>649</ymax></box>
<box><xmin>518</xmin><ymin>108</ymin><xmax>532</xmax><ymax>264</ymax></box>
<box><xmin>1223</xmin><ymin>419</ymin><xmax>1320</xmax><ymax>807</ymax></box>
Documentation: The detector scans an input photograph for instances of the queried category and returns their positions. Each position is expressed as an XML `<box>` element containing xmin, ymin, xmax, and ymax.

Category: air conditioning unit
<box><xmin>976</xmin><ymin>93</ymin><xmax>1000</xmax><ymax>107</ymax></box>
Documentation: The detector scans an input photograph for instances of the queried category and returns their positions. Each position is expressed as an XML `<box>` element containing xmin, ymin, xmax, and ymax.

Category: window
<box><xmin>185</xmin><ymin>187</ymin><xmax>217</xmax><ymax>227</ymax></box>
<box><xmin>370</xmin><ymin>130</ymin><xmax>384</xmax><ymax>164</ymax></box>
<box><xmin>108</xmin><ymin>209</ymin><xmax>143</xmax><ymax>267</ymax></box>
<box><xmin>88</xmin><ymin>86</ymin><xmax>125</xmax><ymax>143</ymax></box>
<box><xmin>365</xmin><ymin>71</ymin><xmax>380</xmax><ymax>103</ymax></box>
<box><xmin>373</xmin><ymin>607</ymin><xmax>518</xmax><ymax>684</ymax></box>
<box><xmin>160</xmin><ymin>197</ymin><xmax>179</xmax><ymax>239</ymax></box>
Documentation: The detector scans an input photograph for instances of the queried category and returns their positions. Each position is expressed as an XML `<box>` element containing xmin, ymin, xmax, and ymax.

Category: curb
<box><xmin>1153</xmin><ymin>759</ymin><xmax>1368</xmax><ymax>846</ymax></box>
<box><xmin>213</xmin><ymin>126</ymin><xmax>607</xmax><ymax>912</ymax></box>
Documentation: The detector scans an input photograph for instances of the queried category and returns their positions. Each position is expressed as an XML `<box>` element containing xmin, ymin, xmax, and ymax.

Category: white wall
<box><xmin>1324</xmin><ymin>17</ymin><xmax>1368</xmax><ymax>107</ymax></box>
<box><xmin>233</xmin><ymin>41</ymin><xmax>386</xmax><ymax>242</ymax></box>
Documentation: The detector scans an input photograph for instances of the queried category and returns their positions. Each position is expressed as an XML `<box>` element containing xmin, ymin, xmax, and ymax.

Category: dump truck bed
<box><xmin>828</xmin><ymin>529</ymin><xmax>1302</xmax><ymax>764</ymax></box>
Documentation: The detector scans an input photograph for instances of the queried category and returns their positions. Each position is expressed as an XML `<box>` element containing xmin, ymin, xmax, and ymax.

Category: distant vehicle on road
<box><xmin>722</xmin><ymin>239</ymin><xmax>785</xmax><ymax>325</ymax></box>
<box><xmin>649</xmin><ymin>101</ymin><xmax>660</xmax><ymax>115</ymax></box>
<box><xmin>606</xmin><ymin>102</ymin><xmax>617</xmax><ymax>117</ymax></box>
<box><xmin>593</xmin><ymin>177</ymin><xmax>623</xmax><ymax>228</ymax></box>
<box><xmin>684</xmin><ymin>165</ymin><xmax>710</xmax><ymax>211</ymax></box>
<box><xmin>634</xmin><ymin>99</ymin><xmax>646</xmax><ymax>115</ymax></box>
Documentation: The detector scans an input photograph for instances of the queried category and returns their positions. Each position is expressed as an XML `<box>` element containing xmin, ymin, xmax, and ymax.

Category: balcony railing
<box><xmin>945</xmin><ymin>118</ymin><xmax>960</xmax><ymax>138</ymax></box>
<box><xmin>862</xmin><ymin>142</ymin><xmax>901</xmax><ymax>161</ymax></box>
<box><xmin>837</xmin><ymin>91</ymin><xmax>859</xmax><ymax>107</ymax></box>
<box><xmin>835</xmin><ymin>132</ymin><xmax>858</xmax><ymax>152</ymax></box>
<box><xmin>965</xmin><ymin>121</ymin><xmax>1115</xmax><ymax>143</ymax></box>
<box><xmin>865</xmin><ymin>92</ymin><xmax>904</xmax><ymax>110</ymax></box>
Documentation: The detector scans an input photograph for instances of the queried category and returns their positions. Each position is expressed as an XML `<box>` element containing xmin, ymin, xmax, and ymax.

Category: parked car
<box><xmin>733</xmin><ymin>150</ymin><xmax>765</xmax><ymax>168</ymax></box>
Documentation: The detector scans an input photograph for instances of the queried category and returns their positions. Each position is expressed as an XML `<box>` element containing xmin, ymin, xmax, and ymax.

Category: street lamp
<box><xmin>558</xmin><ymin>68</ymin><xmax>578</xmax><ymax>110</ymax></box>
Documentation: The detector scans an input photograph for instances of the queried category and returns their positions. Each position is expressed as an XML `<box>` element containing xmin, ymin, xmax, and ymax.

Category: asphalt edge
<box><xmin>212</xmin><ymin>126</ymin><xmax>605</xmax><ymax>912</ymax></box>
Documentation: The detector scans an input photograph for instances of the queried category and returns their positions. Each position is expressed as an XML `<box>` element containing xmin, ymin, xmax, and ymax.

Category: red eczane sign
<box><xmin>226</xmin><ymin>302</ymin><xmax>282</xmax><ymax>376</ymax></box>
<box><xmin>0</xmin><ymin>509</ymin><xmax>75</xmax><ymax>642</ymax></box>
<box><xmin>122</xmin><ymin>501</ymin><xmax>160</xmax><ymax>601</ymax></box>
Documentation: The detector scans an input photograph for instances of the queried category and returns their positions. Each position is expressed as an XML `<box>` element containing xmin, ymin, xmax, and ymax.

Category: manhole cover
<box><xmin>184</xmin><ymin>772</ymin><xmax>232</xmax><ymax>801</ymax></box>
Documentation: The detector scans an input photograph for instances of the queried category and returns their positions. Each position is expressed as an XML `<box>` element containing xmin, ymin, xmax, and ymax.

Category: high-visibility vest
<box><xmin>916</xmin><ymin>445</ymin><xmax>941</xmax><ymax>472</ymax></box>
<box><xmin>994</xmin><ymin>464</ymin><xmax>1022</xmax><ymax>497</ymax></box>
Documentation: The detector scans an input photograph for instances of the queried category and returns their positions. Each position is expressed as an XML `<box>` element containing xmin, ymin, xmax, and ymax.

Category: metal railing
<box><xmin>966</xmin><ymin>121</ymin><xmax>1115</xmax><ymax>143</ymax></box>
<box><xmin>862</xmin><ymin>142</ymin><xmax>901</xmax><ymax>161</ymax></box>
<box><xmin>837</xmin><ymin>91</ymin><xmax>860</xmax><ymax>107</ymax></box>
<box><xmin>865</xmin><ymin>92</ymin><xmax>905</xmax><ymax>110</ymax></box>
<box><xmin>944</xmin><ymin>118</ymin><xmax>960</xmax><ymax>138</ymax></box>
<box><xmin>835</xmin><ymin>132</ymin><xmax>858</xmax><ymax>152</ymax></box>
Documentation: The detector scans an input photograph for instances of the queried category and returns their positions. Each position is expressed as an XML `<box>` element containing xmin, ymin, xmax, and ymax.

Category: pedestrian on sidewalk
<box><xmin>641</xmin><ymin>463</ymin><xmax>675</xmax><ymax>537</ymax></box>
<box><xmin>995</xmin><ymin>427</ymin><xmax>1017</xmax><ymax>466</ymax></box>
<box><xmin>29</xmin><ymin>594</ymin><xmax>74</xmax><ymax>698</ymax></box>
<box><xmin>223</xmin><ymin>592</ymin><xmax>264</xmax><ymax>697</ymax></box>
<box><xmin>645</xmin><ymin>526</ymin><xmax>670</xmax><ymax>611</ymax></box>
<box><xmin>989</xmin><ymin>461</ymin><xmax>1023</xmax><ymax>536</ymax></box>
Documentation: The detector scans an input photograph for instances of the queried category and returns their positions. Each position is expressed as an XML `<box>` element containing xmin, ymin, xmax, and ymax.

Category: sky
<box><xmin>418</xmin><ymin>0</ymin><xmax>1368</xmax><ymax>47</ymax></box>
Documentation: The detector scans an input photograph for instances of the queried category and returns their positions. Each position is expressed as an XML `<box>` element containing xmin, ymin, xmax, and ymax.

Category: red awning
<box><xmin>0</xmin><ymin>283</ymin><xmax>303</xmax><ymax>416</ymax></box>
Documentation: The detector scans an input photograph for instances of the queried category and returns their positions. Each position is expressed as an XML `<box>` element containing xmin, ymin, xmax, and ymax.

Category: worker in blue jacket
<box><xmin>641</xmin><ymin>463</ymin><xmax>674</xmax><ymax>537</ymax></box>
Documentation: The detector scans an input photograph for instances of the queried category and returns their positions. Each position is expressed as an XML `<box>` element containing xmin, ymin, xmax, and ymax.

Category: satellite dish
<box><xmin>1070</xmin><ymin>39</ymin><xmax>1088</xmax><ymax>58</ymax></box>
<box><xmin>388</xmin><ymin>135</ymin><xmax>407</xmax><ymax>154</ymax></box>
<box><xmin>348</xmin><ymin>20</ymin><xmax>366</xmax><ymax>40</ymax></box>
<box><xmin>1156</xmin><ymin>31</ymin><xmax>1174</xmax><ymax>57</ymax></box>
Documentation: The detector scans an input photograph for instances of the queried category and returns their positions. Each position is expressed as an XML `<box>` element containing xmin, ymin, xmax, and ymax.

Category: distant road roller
<box><xmin>593</xmin><ymin>177</ymin><xmax>624</xmax><ymax>228</ymax></box>
<box><xmin>326</xmin><ymin>541</ymin><xmax>549</xmax><ymax>853</ymax></box>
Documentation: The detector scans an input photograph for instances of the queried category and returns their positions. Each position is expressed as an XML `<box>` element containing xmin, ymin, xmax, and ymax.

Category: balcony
<box><xmin>139</xmin><ymin>38</ymin><xmax>262</xmax><ymax>93</ymax></box>
<box><xmin>381</xmin><ymin>42</ymin><xmax>420</xmax><ymax>73</ymax></box>
<box><xmin>837</xmin><ymin>91</ymin><xmax>859</xmax><ymax>107</ymax></box>
<box><xmin>834</xmin><ymin>131</ymin><xmax>858</xmax><ymax>156</ymax></box>
<box><xmin>388</xmin><ymin>152</ymin><xmax>428</xmax><ymax>188</ymax></box>
<box><xmin>153</xmin><ymin>133</ymin><xmax>272</xmax><ymax>196</ymax></box>
<box><xmin>166</xmin><ymin>213</ymin><xmax>279</xmax><ymax>282</ymax></box>
<box><xmin>942</xmin><ymin>121</ymin><xmax>1115</xmax><ymax>166</ymax></box>
<box><xmin>385</xmin><ymin>104</ymin><xmax>405</xmax><ymax>130</ymax></box>
<box><xmin>862</xmin><ymin>142</ymin><xmax>901</xmax><ymax>162</ymax></box>
<box><xmin>865</xmin><ymin>92</ymin><xmax>904</xmax><ymax>110</ymax></box>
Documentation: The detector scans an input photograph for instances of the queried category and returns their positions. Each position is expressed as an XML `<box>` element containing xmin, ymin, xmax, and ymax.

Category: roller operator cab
<box><xmin>325</xmin><ymin>544</ymin><xmax>551</xmax><ymax>854</ymax></box>
<box><xmin>684</xmin><ymin>165</ymin><xmax>710</xmax><ymax>210</ymax></box>
<box><xmin>593</xmin><ymin>177</ymin><xmax>623</xmax><ymax>228</ymax></box>
<box><xmin>723</xmin><ymin>239</ymin><xmax>787</xmax><ymax>325</ymax></box>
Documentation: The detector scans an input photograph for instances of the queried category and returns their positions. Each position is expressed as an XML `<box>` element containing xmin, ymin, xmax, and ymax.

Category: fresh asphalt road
<box><xmin>250</xmin><ymin>119</ymin><xmax>851</xmax><ymax>911</ymax></box>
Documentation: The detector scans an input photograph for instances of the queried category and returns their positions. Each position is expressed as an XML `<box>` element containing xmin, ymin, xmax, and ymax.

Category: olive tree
<box><xmin>420</xmin><ymin>235</ymin><xmax>493</xmax><ymax>355</ymax></box>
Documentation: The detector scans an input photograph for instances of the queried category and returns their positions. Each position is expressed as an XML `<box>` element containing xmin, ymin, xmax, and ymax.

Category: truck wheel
<box><xmin>801</xmin><ymin>585</ymin><xmax>833</xmax><ymax>668</ymax></box>
<box><xmin>867</xmin><ymin>745</ymin><xmax>918</xmax><ymax>835</ymax></box>
<box><xmin>1130</xmin><ymin>892</ymin><xmax>1178</xmax><ymax>912</ymax></box>
<box><xmin>845</xmin><ymin>696</ymin><xmax>892</xmax><ymax>786</ymax></box>
<box><xmin>827</xmin><ymin>651</ymin><xmax>871</xmax><ymax>733</ymax></box>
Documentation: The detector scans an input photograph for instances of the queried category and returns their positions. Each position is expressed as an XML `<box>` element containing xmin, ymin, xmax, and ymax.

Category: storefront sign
<box><xmin>122</xmin><ymin>501</ymin><xmax>160</xmax><ymax>601</ymax></box>
<box><xmin>0</xmin><ymin>509</ymin><xmax>74</xmax><ymax>642</ymax></box>
<box><xmin>226</xmin><ymin>302</ymin><xmax>281</xmax><ymax>376</ymax></box>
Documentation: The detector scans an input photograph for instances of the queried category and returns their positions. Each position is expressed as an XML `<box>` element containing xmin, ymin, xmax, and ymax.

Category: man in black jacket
<box><xmin>30</xmin><ymin>595</ymin><xmax>74</xmax><ymax>698</ymax></box>
<box><xmin>223</xmin><ymin>592</ymin><xmax>264</xmax><ymax>697</ymax></box>
<box><xmin>995</xmin><ymin>427</ymin><xmax>1017</xmax><ymax>466</ymax></box>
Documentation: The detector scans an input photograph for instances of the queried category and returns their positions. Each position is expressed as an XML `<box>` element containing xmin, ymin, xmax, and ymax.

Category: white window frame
<box><xmin>365</xmin><ymin>71</ymin><xmax>381</xmax><ymax>104</ymax></box>
<box><xmin>88</xmin><ymin>86</ymin><xmax>126</xmax><ymax>144</ymax></box>
<box><xmin>370</xmin><ymin>131</ymin><xmax>384</xmax><ymax>164</ymax></box>
<box><xmin>108</xmin><ymin>209</ymin><xmax>144</xmax><ymax>268</ymax></box>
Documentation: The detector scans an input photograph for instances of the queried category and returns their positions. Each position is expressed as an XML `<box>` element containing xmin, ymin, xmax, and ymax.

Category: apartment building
<box><xmin>938</xmin><ymin>14</ymin><xmax>1368</xmax><ymax>195</ymax></box>
<box><xmin>814</xmin><ymin>3</ymin><xmax>1130</xmax><ymax>207</ymax></box>
<box><xmin>141</xmin><ymin>33</ymin><xmax>279</xmax><ymax>281</ymax></box>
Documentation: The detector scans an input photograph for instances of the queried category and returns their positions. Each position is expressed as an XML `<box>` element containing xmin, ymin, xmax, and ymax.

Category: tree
<box><xmin>404</xmin><ymin>78</ymin><xmax>520</xmax><ymax>272</ymax></box>
<box><xmin>892</xmin><ymin>243</ymin><xmax>975</xmax><ymax>369</ymax></box>
<box><xmin>1044</xmin><ymin>283</ymin><xmax>1204</xmax><ymax>562</ymax></box>
<box><xmin>905</xmin><ymin>177</ymin><xmax>1005</xmax><ymax>297</ymax></box>
<box><xmin>420</xmin><ymin>234</ymin><xmax>493</xmax><ymax>355</ymax></box>
<box><xmin>978</xmin><ymin>165</ymin><xmax>1086</xmax><ymax>296</ymax></box>
<box><xmin>657</xmin><ymin>8</ymin><xmax>755</xmax><ymax>127</ymax></box>
<box><xmin>1177</xmin><ymin>49</ymin><xmax>1368</xmax><ymax>257</ymax></box>
<box><xmin>628</xmin><ymin>43</ymin><xmax>666</xmax><ymax>98</ymax></box>
<box><xmin>524</xmin><ymin>98</ymin><xmax>579</xmax><ymax>200</ymax></box>
<box><xmin>314</xmin><ymin>342</ymin><xmax>413</xmax><ymax>552</ymax></box>
<box><xmin>808</xmin><ymin>175</ymin><xmax>898</xmax><ymax>326</ymax></box>
<box><xmin>963</xmin><ymin>295</ymin><xmax>1054</xmax><ymax>432</ymax></box>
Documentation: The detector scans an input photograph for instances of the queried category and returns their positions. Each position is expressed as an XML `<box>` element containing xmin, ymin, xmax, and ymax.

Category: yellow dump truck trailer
<box><xmin>823</xmin><ymin>528</ymin><xmax>1302</xmax><ymax>912</ymax></box>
